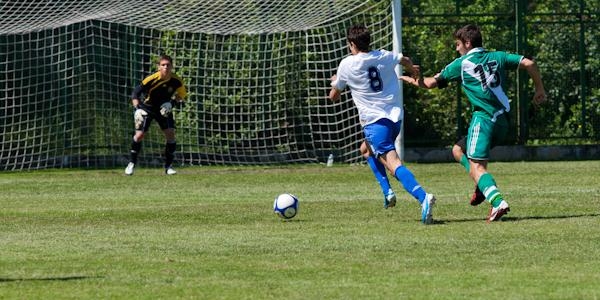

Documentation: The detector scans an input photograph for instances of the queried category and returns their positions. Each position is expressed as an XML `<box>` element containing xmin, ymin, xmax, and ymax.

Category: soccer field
<box><xmin>1</xmin><ymin>161</ymin><xmax>599</xmax><ymax>299</ymax></box>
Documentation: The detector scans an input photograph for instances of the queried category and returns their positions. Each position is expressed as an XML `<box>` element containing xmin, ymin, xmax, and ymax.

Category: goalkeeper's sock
<box><xmin>164</xmin><ymin>141</ymin><xmax>176</xmax><ymax>167</ymax></box>
<box><xmin>394</xmin><ymin>165</ymin><xmax>427</xmax><ymax>203</ymax></box>
<box><xmin>366</xmin><ymin>156</ymin><xmax>391</xmax><ymax>196</ymax></box>
<box><xmin>130</xmin><ymin>140</ymin><xmax>142</xmax><ymax>164</ymax></box>
<box><xmin>459</xmin><ymin>154</ymin><xmax>470</xmax><ymax>173</ymax></box>
<box><xmin>477</xmin><ymin>173</ymin><xmax>504</xmax><ymax>207</ymax></box>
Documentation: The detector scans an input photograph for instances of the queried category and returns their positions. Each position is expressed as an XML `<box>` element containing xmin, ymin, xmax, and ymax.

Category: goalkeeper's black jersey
<box><xmin>132</xmin><ymin>71</ymin><xmax>186</xmax><ymax>110</ymax></box>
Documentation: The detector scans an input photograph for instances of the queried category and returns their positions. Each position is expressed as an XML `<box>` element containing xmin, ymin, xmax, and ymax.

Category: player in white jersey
<box><xmin>329</xmin><ymin>24</ymin><xmax>436</xmax><ymax>224</ymax></box>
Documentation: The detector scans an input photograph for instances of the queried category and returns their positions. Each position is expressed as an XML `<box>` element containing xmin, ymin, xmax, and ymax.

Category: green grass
<box><xmin>1</xmin><ymin>161</ymin><xmax>599</xmax><ymax>299</ymax></box>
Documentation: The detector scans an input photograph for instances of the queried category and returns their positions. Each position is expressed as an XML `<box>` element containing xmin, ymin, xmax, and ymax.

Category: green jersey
<box><xmin>438</xmin><ymin>47</ymin><xmax>523</xmax><ymax>120</ymax></box>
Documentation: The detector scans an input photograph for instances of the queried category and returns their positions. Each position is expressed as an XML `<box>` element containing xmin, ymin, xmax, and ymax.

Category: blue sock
<box><xmin>366</xmin><ymin>156</ymin><xmax>392</xmax><ymax>196</ymax></box>
<box><xmin>394</xmin><ymin>165</ymin><xmax>427</xmax><ymax>203</ymax></box>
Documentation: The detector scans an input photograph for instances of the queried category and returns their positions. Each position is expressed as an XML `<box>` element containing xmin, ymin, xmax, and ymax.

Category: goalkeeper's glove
<box><xmin>160</xmin><ymin>102</ymin><xmax>173</xmax><ymax>117</ymax></box>
<box><xmin>134</xmin><ymin>108</ymin><xmax>148</xmax><ymax>128</ymax></box>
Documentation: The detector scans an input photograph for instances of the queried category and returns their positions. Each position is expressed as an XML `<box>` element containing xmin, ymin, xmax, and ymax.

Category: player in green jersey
<box><xmin>401</xmin><ymin>24</ymin><xmax>546</xmax><ymax>222</ymax></box>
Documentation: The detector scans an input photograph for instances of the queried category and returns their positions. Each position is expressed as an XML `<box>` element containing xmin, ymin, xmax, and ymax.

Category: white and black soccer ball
<box><xmin>273</xmin><ymin>193</ymin><xmax>299</xmax><ymax>219</ymax></box>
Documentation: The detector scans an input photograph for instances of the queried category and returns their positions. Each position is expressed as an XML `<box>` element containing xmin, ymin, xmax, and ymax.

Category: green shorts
<box><xmin>466</xmin><ymin>111</ymin><xmax>508</xmax><ymax>160</ymax></box>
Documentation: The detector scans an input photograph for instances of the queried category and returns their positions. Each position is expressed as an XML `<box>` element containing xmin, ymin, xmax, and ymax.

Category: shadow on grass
<box><xmin>435</xmin><ymin>212</ymin><xmax>600</xmax><ymax>224</ymax></box>
<box><xmin>0</xmin><ymin>275</ymin><xmax>102</xmax><ymax>283</ymax></box>
<box><xmin>503</xmin><ymin>213</ymin><xmax>600</xmax><ymax>222</ymax></box>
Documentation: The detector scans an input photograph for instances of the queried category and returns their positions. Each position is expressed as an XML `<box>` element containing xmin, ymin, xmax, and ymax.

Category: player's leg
<box><xmin>467</xmin><ymin>112</ymin><xmax>509</xmax><ymax>221</ymax></box>
<box><xmin>469</xmin><ymin>159</ymin><xmax>509</xmax><ymax>222</ymax></box>
<box><xmin>454</xmin><ymin>137</ymin><xmax>485</xmax><ymax>205</ymax></box>
<box><xmin>453</xmin><ymin>137</ymin><xmax>470</xmax><ymax>171</ymax></box>
<box><xmin>130</xmin><ymin>130</ymin><xmax>145</xmax><ymax>163</ymax></box>
<box><xmin>126</xmin><ymin>110</ymin><xmax>150</xmax><ymax>175</ymax></box>
<box><xmin>365</xmin><ymin>119</ymin><xmax>435</xmax><ymax>223</ymax></box>
<box><xmin>160</xmin><ymin>115</ymin><xmax>177</xmax><ymax>175</ymax></box>
<box><xmin>361</xmin><ymin>140</ymin><xmax>395</xmax><ymax>208</ymax></box>
<box><xmin>162</xmin><ymin>129</ymin><xmax>177</xmax><ymax>175</ymax></box>
<box><xmin>381</xmin><ymin>149</ymin><xmax>435</xmax><ymax>224</ymax></box>
<box><xmin>380</xmin><ymin>149</ymin><xmax>435</xmax><ymax>223</ymax></box>
<box><xmin>365</xmin><ymin>120</ymin><xmax>427</xmax><ymax>203</ymax></box>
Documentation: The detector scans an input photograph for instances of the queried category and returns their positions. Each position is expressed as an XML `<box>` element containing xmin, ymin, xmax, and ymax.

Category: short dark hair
<box><xmin>347</xmin><ymin>25</ymin><xmax>370</xmax><ymax>52</ymax></box>
<box><xmin>158</xmin><ymin>54</ymin><xmax>173</xmax><ymax>64</ymax></box>
<box><xmin>453</xmin><ymin>24</ymin><xmax>483</xmax><ymax>47</ymax></box>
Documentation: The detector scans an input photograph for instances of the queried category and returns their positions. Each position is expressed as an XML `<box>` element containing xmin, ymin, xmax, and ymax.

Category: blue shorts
<box><xmin>363</xmin><ymin>118</ymin><xmax>401</xmax><ymax>158</ymax></box>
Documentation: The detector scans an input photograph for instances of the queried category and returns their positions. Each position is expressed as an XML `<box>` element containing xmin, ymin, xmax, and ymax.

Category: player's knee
<box><xmin>469</xmin><ymin>161</ymin><xmax>487</xmax><ymax>178</ymax></box>
<box><xmin>359</xmin><ymin>142</ymin><xmax>372</xmax><ymax>158</ymax></box>
<box><xmin>163</xmin><ymin>130</ymin><xmax>176</xmax><ymax>140</ymax></box>
<box><xmin>361</xmin><ymin>149</ymin><xmax>370</xmax><ymax>159</ymax></box>
<box><xmin>451</xmin><ymin>144</ymin><xmax>463</xmax><ymax>162</ymax></box>
<box><xmin>133</xmin><ymin>133</ymin><xmax>145</xmax><ymax>142</ymax></box>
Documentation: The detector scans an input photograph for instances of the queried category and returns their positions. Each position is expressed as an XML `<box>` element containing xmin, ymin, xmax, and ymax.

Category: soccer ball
<box><xmin>273</xmin><ymin>193</ymin><xmax>299</xmax><ymax>219</ymax></box>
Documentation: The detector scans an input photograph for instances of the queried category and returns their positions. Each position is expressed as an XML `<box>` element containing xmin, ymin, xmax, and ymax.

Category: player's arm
<box><xmin>399</xmin><ymin>73</ymin><xmax>440</xmax><ymax>89</ymax></box>
<box><xmin>399</xmin><ymin>56</ymin><xmax>419</xmax><ymax>79</ymax></box>
<box><xmin>131</xmin><ymin>84</ymin><xmax>149</xmax><ymax>121</ymax></box>
<box><xmin>131</xmin><ymin>84</ymin><xmax>144</xmax><ymax>109</ymax></box>
<box><xmin>519</xmin><ymin>58</ymin><xmax>547</xmax><ymax>105</ymax></box>
<box><xmin>172</xmin><ymin>76</ymin><xmax>187</xmax><ymax>104</ymax></box>
<box><xmin>328</xmin><ymin>74</ymin><xmax>342</xmax><ymax>102</ymax></box>
<box><xmin>174</xmin><ymin>86</ymin><xmax>187</xmax><ymax>103</ymax></box>
<box><xmin>400</xmin><ymin>69</ymin><xmax>448</xmax><ymax>89</ymax></box>
<box><xmin>398</xmin><ymin>56</ymin><xmax>440</xmax><ymax>88</ymax></box>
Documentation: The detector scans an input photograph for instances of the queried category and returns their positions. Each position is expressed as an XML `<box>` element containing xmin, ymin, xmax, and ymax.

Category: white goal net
<box><xmin>1</xmin><ymin>0</ymin><xmax>399</xmax><ymax>170</ymax></box>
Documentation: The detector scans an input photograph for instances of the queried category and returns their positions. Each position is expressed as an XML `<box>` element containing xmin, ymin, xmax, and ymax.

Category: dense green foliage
<box><xmin>1</xmin><ymin>162</ymin><xmax>599</xmax><ymax>298</ymax></box>
<box><xmin>401</xmin><ymin>0</ymin><xmax>599</xmax><ymax>146</ymax></box>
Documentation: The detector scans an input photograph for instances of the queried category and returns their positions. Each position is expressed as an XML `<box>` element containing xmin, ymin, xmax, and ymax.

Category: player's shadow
<box><xmin>0</xmin><ymin>275</ymin><xmax>101</xmax><ymax>283</ymax></box>
<box><xmin>435</xmin><ymin>212</ymin><xmax>600</xmax><ymax>224</ymax></box>
<box><xmin>502</xmin><ymin>212</ymin><xmax>600</xmax><ymax>222</ymax></box>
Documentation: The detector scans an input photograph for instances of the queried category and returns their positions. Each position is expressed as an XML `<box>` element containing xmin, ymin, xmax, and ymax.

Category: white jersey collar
<box><xmin>466</xmin><ymin>47</ymin><xmax>485</xmax><ymax>55</ymax></box>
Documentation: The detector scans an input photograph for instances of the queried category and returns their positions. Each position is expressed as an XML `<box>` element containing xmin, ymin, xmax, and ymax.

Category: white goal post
<box><xmin>392</xmin><ymin>0</ymin><xmax>405</xmax><ymax>160</ymax></box>
<box><xmin>0</xmin><ymin>0</ymin><xmax>404</xmax><ymax>169</ymax></box>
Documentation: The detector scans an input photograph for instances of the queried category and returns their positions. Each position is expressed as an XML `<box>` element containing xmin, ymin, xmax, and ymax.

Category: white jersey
<box><xmin>333</xmin><ymin>49</ymin><xmax>403</xmax><ymax>126</ymax></box>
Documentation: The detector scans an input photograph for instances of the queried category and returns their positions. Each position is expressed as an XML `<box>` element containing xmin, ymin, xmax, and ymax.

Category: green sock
<box><xmin>459</xmin><ymin>154</ymin><xmax>470</xmax><ymax>173</ymax></box>
<box><xmin>490</xmin><ymin>195</ymin><xmax>503</xmax><ymax>208</ymax></box>
<box><xmin>477</xmin><ymin>173</ymin><xmax>504</xmax><ymax>207</ymax></box>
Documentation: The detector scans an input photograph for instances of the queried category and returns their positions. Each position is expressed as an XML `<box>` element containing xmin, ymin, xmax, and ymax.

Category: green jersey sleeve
<box><xmin>438</xmin><ymin>57</ymin><xmax>463</xmax><ymax>83</ymax></box>
<box><xmin>503</xmin><ymin>52</ymin><xmax>524</xmax><ymax>70</ymax></box>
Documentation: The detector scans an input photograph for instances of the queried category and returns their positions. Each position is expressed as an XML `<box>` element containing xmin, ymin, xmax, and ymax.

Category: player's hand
<box><xmin>414</xmin><ymin>64</ymin><xmax>421</xmax><ymax>72</ymax></box>
<box><xmin>329</xmin><ymin>74</ymin><xmax>340</xmax><ymax>102</ymax></box>
<box><xmin>411</xmin><ymin>65</ymin><xmax>421</xmax><ymax>79</ymax></box>
<box><xmin>399</xmin><ymin>75</ymin><xmax>415</xmax><ymax>85</ymax></box>
<box><xmin>134</xmin><ymin>108</ymin><xmax>148</xmax><ymax>128</ymax></box>
<box><xmin>160</xmin><ymin>102</ymin><xmax>173</xmax><ymax>117</ymax></box>
<box><xmin>533</xmin><ymin>89</ymin><xmax>547</xmax><ymax>106</ymax></box>
<box><xmin>134</xmin><ymin>108</ymin><xmax>147</xmax><ymax>118</ymax></box>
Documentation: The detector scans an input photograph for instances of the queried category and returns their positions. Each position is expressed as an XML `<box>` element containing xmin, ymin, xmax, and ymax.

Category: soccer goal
<box><xmin>0</xmin><ymin>0</ymin><xmax>404</xmax><ymax>170</ymax></box>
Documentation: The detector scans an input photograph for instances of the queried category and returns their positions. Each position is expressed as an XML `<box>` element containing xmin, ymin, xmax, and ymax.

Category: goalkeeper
<box><xmin>125</xmin><ymin>54</ymin><xmax>187</xmax><ymax>176</ymax></box>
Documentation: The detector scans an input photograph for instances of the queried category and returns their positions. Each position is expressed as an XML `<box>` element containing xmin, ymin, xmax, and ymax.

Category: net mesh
<box><xmin>0</xmin><ymin>0</ymin><xmax>396</xmax><ymax>170</ymax></box>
